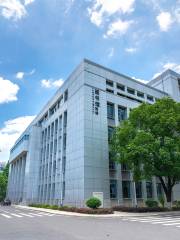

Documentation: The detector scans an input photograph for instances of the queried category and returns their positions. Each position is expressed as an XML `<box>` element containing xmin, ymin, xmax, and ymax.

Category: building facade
<box><xmin>7</xmin><ymin>59</ymin><xmax>180</xmax><ymax>207</ymax></box>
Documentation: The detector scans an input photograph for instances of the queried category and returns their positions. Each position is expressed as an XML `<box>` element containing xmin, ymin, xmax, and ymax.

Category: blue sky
<box><xmin>0</xmin><ymin>0</ymin><xmax>180</xmax><ymax>162</ymax></box>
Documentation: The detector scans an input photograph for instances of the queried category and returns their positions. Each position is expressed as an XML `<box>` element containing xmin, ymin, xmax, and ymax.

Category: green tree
<box><xmin>0</xmin><ymin>163</ymin><xmax>9</xmax><ymax>201</ymax></box>
<box><xmin>111</xmin><ymin>97</ymin><xmax>180</xmax><ymax>204</ymax></box>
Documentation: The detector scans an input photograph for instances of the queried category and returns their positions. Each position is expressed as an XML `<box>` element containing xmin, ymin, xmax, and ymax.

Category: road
<box><xmin>0</xmin><ymin>206</ymin><xmax>180</xmax><ymax>240</ymax></box>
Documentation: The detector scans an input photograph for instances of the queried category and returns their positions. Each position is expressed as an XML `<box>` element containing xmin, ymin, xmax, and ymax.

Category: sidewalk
<box><xmin>14</xmin><ymin>205</ymin><xmax>180</xmax><ymax>218</ymax></box>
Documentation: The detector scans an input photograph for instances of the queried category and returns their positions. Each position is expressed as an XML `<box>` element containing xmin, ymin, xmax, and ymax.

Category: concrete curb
<box><xmin>14</xmin><ymin>205</ymin><xmax>180</xmax><ymax>218</ymax></box>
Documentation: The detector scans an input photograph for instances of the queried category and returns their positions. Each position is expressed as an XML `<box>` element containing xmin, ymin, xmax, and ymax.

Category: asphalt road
<box><xmin>0</xmin><ymin>206</ymin><xmax>180</xmax><ymax>240</ymax></box>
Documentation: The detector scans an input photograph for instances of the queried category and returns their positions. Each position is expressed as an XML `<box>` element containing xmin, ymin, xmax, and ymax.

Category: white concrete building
<box><xmin>7</xmin><ymin>59</ymin><xmax>180</xmax><ymax>207</ymax></box>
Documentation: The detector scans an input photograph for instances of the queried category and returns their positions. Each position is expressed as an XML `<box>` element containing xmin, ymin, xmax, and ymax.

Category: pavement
<box><xmin>0</xmin><ymin>205</ymin><xmax>180</xmax><ymax>240</ymax></box>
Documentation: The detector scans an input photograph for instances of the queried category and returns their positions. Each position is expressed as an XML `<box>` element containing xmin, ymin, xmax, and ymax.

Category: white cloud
<box><xmin>41</xmin><ymin>78</ymin><xmax>64</xmax><ymax>89</ymax></box>
<box><xmin>29</xmin><ymin>69</ymin><xmax>35</xmax><ymax>75</ymax></box>
<box><xmin>16</xmin><ymin>71</ymin><xmax>24</xmax><ymax>79</ymax></box>
<box><xmin>132</xmin><ymin>76</ymin><xmax>148</xmax><ymax>84</ymax></box>
<box><xmin>108</xmin><ymin>47</ymin><xmax>114</xmax><ymax>58</ymax></box>
<box><xmin>104</xmin><ymin>19</ymin><xmax>133</xmax><ymax>38</ymax></box>
<box><xmin>15</xmin><ymin>69</ymin><xmax>35</xmax><ymax>79</ymax></box>
<box><xmin>88</xmin><ymin>0</ymin><xmax>135</xmax><ymax>26</ymax></box>
<box><xmin>24</xmin><ymin>0</ymin><xmax>34</xmax><ymax>6</ymax></box>
<box><xmin>0</xmin><ymin>0</ymin><xmax>35</xmax><ymax>21</ymax></box>
<box><xmin>156</xmin><ymin>11</ymin><xmax>174</xmax><ymax>32</ymax></box>
<box><xmin>153</xmin><ymin>62</ymin><xmax>180</xmax><ymax>79</ymax></box>
<box><xmin>0</xmin><ymin>116</ymin><xmax>35</xmax><ymax>162</ymax></box>
<box><xmin>125</xmin><ymin>47</ymin><xmax>137</xmax><ymax>53</ymax></box>
<box><xmin>0</xmin><ymin>76</ymin><xmax>19</xmax><ymax>104</ymax></box>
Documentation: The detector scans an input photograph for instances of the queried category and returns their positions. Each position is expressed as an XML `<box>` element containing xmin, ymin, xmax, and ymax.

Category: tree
<box><xmin>111</xmin><ymin>97</ymin><xmax>180</xmax><ymax>204</ymax></box>
<box><xmin>0</xmin><ymin>163</ymin><xmax>9</xmax><ymax>201</ymax></box>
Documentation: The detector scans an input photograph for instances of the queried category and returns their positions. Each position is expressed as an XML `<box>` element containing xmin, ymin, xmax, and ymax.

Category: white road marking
<box><xmin>10</xmin><ymin>213</ymin><xmax>23</xmax><ymax>218</ymax></box>
<box><xmin>19</xmin><ymin>213</ymin><xmax>34</xmax><ymax>218</ymax></box>
<box><xmin>1</xmin><ymin>214</ymin><xmax>12</xmax><ymax>219</ymax></box>
<box><xmin>28</xmin><ymin>213</ymin><xmax>43</xmax><ymax>217</ymax></box>
<box><xmin>163</xmin><ymin>222</ymin><xmax>180</xmax><ymax>226</ymax></box>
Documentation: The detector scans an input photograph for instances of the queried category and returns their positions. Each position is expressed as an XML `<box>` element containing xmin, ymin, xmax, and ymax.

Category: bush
<box><xmin>113</xmin><ymin>206</ymin><xmax>168</xmax><ymax>213</ymax></box>
<box><xmin>29</xmin><ymin>203</ymin><xmax>113</xmax><ymax>214</ymax></box>
<box><xmin>86</xmin><ymin>197</ymin><xmax>101</xmax><ymax>209</ymax></box>
<box><xmin>159</xmin><ymin>196</ymin><xmax>165</xmax><ymax>208</ymax></box>
<box><xmin>173</xmin><ymin>200</ymin><xmax>180</xmax><ymax>208</ymax></box>
<box><xmin>145</xmin><ymin>200</ymin><xmax>159</xmax><ymax>208</ymax></box>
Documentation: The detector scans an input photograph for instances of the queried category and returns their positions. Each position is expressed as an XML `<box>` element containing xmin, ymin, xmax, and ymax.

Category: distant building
<box><xmin>7</xmin><ymin>59</ymin><xmax>180</xmax><ymax>207</ymax></box>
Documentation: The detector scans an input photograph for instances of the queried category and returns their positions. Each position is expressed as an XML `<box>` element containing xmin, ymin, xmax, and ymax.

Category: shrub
<box><xmin>29</xmin><ymin>203</ymin><xmax>113</xmax><ymax>214</ymax></box>
<box><xmin>51</xmin><ymin>205</ymin><xmax>59</xmax><ymax>210</ymax></box>
<box><xmin>112</xmin><ymin>206</ymin><xmax>168</xmax><ymax>213</ymax></box>
<box><xmin>159</xmin><ymin>196</ymin><xmax>165</xmax><ymax>208</ymax></box>
<box><xmin>173</xmin><ymin>200</ymin><xmax>180</xmax><ymax>208</ymax></box>
<box><xmin>145</xmin><ymin>200</ymin><xmax>159</xmax><ymax>208</ymax></box>
<box><xmin>86</xmin><ymin>197</ymin><xmax>101</xmax><ymax>209</ymax></box>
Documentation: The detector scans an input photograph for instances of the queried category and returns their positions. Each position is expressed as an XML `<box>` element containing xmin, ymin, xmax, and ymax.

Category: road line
<box><xmin>1</xmin><ymin>214</ymin><xmax>12</xmax><ymax>219</ymax></box>
<box><xmin>28</xmin><ymin>213</ymin><xmax>43</xmax><ymax>217</ymax></box>
<box><xmin>163</xmin><ymin>222</ymin><xmax>180</xmax><ymax>226</ymax></box>
<box><xmin>10</xmin><ymin>213</ymin><xmax>23</xmax><ymax>218</ymax></box>
<box><xmin>19</xmin><ymin>213</ymin><xmax>34</xmax><ymax>218</ymax></box>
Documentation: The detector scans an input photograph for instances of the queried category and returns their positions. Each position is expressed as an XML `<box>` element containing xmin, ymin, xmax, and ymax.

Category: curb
<box><xmin>14</xmin><ymin>205</ymin><xmax>180</xmax><ymax>218</ymax></box>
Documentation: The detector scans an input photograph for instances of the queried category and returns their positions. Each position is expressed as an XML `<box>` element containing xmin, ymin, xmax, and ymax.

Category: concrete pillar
<box><xmin>142</xmin><ymin>180</ymin><xmax>147</xmax><ymax>205</ymax></box>
<box><xmin>152</xmin><ymin>177</ymin><xmax>158</xmax><ymax>200</ymax></box>
<box><xmin>114</xmin><ymin>104</ymin><xmax>123</xmax><ymax>205</ymax></box>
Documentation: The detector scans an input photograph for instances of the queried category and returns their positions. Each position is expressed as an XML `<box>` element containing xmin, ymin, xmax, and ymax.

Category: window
<box><xmin>146</xmin><ymin>181</ymin><xmax>153</xmax><ymax>198</ymax></box>
<box><xmin>106</xmin><ymin>88</ymin><xmax>114</xmax><ymax>94</ymax></box>
<box><xmin>122</xmin><ymin>181</ymin><xmax>131</xmax><ymax>198</ymax></box>
<box><xmin>157</xmin><ymin>183</ymin><xmax>163</xmax><ymax>197</ymax></box>
<box><xmin>121</xmin><ymin>163</ymin><xmax>129</xmax><ymax>171</ymax></box>
<box><xmin>106</xmin><ymin>79</ymin><xmax>113</xmax><ymax>87</ymax></box>
<box><xmin>62</xmin><ymin>156</ymin><xmax>66</xmax><ymax>173</ymax></box>
<box><xmin>117</xmin><ymin>83</ymin><xmax>125</xmax><ymax>91</ymax></box>
<box><xmin>178</xmin><ymin>78</ymin><xmax>180</xmax><ymax>91</ymax></box>
<box><xmin>108</xmin><ymin>126</ymin><xmax>115</xmax><ymax>141</ymax></box>
<box><xmin>109</xmin><ymin>161</ymin><xmax>116</xmax><ymax>170</ymax></box>
<box><xmin>110</xmin><ymin>180</ymin><xmax>117</xmax><ymax>198</ymax></box>
<box><xmin>127</xmin><ymin>87</ymin><xmax>135</xmax><ymax>95</ymax></box>
<box><xmin>136</xmin><ymin>182</ymin><xmax>142</xmax><ymax>198</ymax></box>
<box><xmin>147</xmin><ymin>95</ymin><xmax>154</xmax><ymax>102</ymax></box>
<box><xmin>137</xmin><ymin>91</ymin><xmax>144</xmax><ymax>98</ymax></box>
<box><xmin>118</xmin><ymin>106</ymin><xmax>127</xmax><ymax>122</ymax></box>
<box><xmin>62</xmin><ymin>181</ymin><xmax>65</xmax><ymax>199</ymax></box>
<box><xmin>95</xmin><ymin>89</ymin><xmax>99</xmax><ymax>95</ymax></box>
<box><xmin>117</xmin><ymin>92</ymin><xmax>143</xmax><ymax>103</ymax></box>
<box><xmin>107</xmin><ymin>102</ymin><xmax>115</xmax><ymax>119</ymax></box>
<box><xmin>64</xmin><ymin>90</ymin><xmax>68</xmax><ymax>102</ymax></box>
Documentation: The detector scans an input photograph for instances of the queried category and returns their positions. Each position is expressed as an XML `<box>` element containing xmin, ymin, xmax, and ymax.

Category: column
<box><xmin>114</xmin><ymin>104</ymin><xmax>123</xmax><ymax>205</ymax></box>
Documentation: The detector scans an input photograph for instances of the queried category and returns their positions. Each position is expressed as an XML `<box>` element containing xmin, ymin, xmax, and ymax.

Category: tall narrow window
<box><xmin>118</xmin><ymin>106</ymin><xmax>127</xmax><ymax>122</ymax></box>
<box><xmin>122</xmin><ymin>181</ymin><xmax>131</xmax><ymax>198</ymax></box>
<box><xmin>110</xmin><ymin>180</ymin><xmax>117</xmax><ymax>199</ymax></box>
<box><xmin>64</xmin><ymin>90</ymin><xmax>68</xmax><ymax>102</ymax></box>
<box><xmin>136</xmin><ymin>182</ymin><xmax>142</xmax><ymax>198</ymax></box>
<box><xmin>146</xmin><ymin>181</ymin><xmax>153</xmax><ymax>198</ymax></box>
<box><xmin>107</xmin><ymin>102</ymin><xmax>115</xmax><ymax>119</ymax></box>
<box><xmin>108</xmin><ymin>126</ymin><xmax>115</xmax><ymax>141</ymax></box>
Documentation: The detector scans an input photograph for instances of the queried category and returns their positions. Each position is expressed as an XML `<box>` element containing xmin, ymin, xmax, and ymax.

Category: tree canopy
<box><xmin>0</xmin><ymin>163</ymin><xmax>9</xmax><ymax>201</ymax></box>
<box><xmin>111</xmin><ymin>97</ymin><xmax>180</xmax><ymax>203</ymax></box>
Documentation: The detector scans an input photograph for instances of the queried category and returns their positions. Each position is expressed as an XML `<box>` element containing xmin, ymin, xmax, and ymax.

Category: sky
<box><xmin>0</xmin><ymin>0</ymin><xmax>180</xmax><ymax>162</ymax></box>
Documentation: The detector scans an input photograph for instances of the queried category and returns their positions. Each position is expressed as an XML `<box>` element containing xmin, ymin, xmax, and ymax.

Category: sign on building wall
<box><xmin>93</xmin><ymin>192</ymin><xmax>104</xmax><ymax>207</ymax></box>
<box><xmin>92</xmin><ymin>88</ymin><xmax>100</xmax><ymax>115</ymax></box>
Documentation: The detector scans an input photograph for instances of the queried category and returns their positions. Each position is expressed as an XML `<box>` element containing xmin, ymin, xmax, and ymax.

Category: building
<box><xmin>7</xmin><ymin>59</ymin><xmax>180</xmax><ymax>207</ymax></box>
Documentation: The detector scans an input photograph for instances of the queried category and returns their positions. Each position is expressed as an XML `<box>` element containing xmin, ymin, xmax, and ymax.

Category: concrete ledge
<box><xmin>14</xmin><ymin>205</ymin><xmax>180</xmax><ymax>218</ymax></box>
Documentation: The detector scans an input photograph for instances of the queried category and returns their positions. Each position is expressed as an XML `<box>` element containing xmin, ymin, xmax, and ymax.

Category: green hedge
<box><xmin>29</xmin><ymin>204</ymin><xmax>113</xmax><ymax>214</ymax></box>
